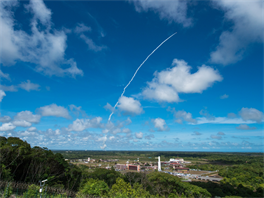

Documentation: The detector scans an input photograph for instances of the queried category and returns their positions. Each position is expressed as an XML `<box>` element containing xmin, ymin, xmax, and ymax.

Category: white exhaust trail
<box><xmin>108</xmin><ymin>32</ymin><xmax>177</xmax><ymax>121</ymax></box>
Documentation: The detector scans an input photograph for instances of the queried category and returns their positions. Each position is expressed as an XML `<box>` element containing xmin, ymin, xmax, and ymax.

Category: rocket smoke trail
<box><xmin>108</xmin><ymin>32</ymin><xmax>177</xmax><ymax>121</ymax></box>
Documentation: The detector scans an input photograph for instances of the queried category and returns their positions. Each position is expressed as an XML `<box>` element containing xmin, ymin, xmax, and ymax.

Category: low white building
<box><xmin>170</xmin><ymin>158</ymin><xmax>184</xmax><ymax>162</ymax></box>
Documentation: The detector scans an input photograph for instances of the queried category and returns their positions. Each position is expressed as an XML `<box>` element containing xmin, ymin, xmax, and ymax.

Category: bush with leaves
<box><xmin>23</xmin><ymin>184</ymin><xmax>39</xmax><ymax>198</ymax></box>
<box><xmin>109</xmin><ymin>177</ymin><xmax>150</xmax><ymax>198</ymax></box>
<box><xmin>77</xmin><ymin>178</ymin><xmax>109</xmax><ymax>197</ymax></box>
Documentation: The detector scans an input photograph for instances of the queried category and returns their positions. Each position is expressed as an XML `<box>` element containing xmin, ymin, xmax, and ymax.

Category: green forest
<box><xmin>1</xmin><ymin>136</ymin><xmax>263</xmax><ymax>197</ymax></box>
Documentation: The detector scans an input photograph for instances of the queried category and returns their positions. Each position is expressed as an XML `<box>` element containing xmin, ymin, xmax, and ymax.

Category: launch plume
<box><xmin>108</xmin><ymin>32</ymin><xmax>177</xmax><ymax>121</ymax></box>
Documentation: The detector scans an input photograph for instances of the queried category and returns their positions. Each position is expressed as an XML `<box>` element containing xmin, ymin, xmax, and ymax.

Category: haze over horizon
<box><xmin>0</xmin><ymin>0</ymin><xmax>263</xmax><ymax>152</ymax></box>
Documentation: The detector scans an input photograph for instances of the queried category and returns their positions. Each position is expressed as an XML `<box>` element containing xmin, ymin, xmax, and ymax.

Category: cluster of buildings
<box><xmin>66</xmin><ymin>157</ymin><xmax>119</xmax><ymax>163</ymax></box>
<box><xmin>114</xmin><ymin>158</ymin><xmax>190</xmax><ymax>173</ymax></box>
<box><xmin>162</xmin><ymin>158</ymin><xmax>190</xmax><ymax>173</ymax></box>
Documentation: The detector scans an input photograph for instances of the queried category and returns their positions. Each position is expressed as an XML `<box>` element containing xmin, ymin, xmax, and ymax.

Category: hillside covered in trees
<box><xmin>1</xmin><ymin>136</ymin><xmax>263</xmax><ymax>197</ymax></box>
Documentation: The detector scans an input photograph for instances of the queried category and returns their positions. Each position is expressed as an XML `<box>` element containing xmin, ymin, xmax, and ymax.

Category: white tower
<box><xmin>158</xmin><ymin>156</ymin><xmax>161</xmax><ymax>171</ymax></box>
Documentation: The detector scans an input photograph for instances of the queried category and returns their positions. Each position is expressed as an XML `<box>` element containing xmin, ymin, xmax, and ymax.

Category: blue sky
<box><xmin>0</xmin><ymin>0</ymin><xmax>263</xmax><ymax>152</ymax></box>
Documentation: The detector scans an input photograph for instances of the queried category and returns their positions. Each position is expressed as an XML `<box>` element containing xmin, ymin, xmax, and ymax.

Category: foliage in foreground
<box><xmin>0</xmin><ymin>136</ymin><xmax>82</xmax><ymax>191</ymax></box>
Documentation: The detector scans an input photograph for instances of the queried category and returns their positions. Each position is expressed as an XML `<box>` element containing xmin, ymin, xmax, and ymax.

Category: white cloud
<box><xmin>27</xmin><ymin>0</ymin><xmax>51</xmax><ymax>24</ymax></box>
<box><xmin>217</xmin><ymin>132</ymin><xmax>225</xmax><ymax>135</ymax></box>
<box><xmin>174</xmin><ymin>110</ymin><xmax>196</xmax><ymax>124</ymax></box>
<box><xmin>196</xmin><ymin>117</ymin><xmax>256</xmax><ymax>125</ymax></box>
<box><xmin>98</xmin><ymin>136</ymin><xmax>107</xmax><ymax>142</ymax></box>
<box><xmin>100</xmin><ymin>144</ymin><xmax>107</xmax><ymax>149</ymax></box>
<box><xmin>0</xmin><ymin>90</ymin><xmax>6</xmax><ymax>102</ymax></box>
<box><xmin>211</xmin><ymin>135</ymin><xmax>222</xmax><ymax>140</ymax></box>
<box><xmin>0</xmin><ymin>70</ymin><xmax>10</xmax><ymax>81</ymax></box>
<box><xmin>97</xmin><ymin>136</ymin><xmax>107</xmax><ymax>149</ymax></box>
<box><xmin>38</xmin><ymin>104</ymin><xmax>71</xmax><ymax>119</ymax></box>
<box><xmin>0</xmin><ymin>0</ymin><xmax>83</xmax><ymax>77</ymax></box>
<box><xmin>130</xmin><ymin>0</ymin><xmax>192</xmax><ymax>27</ymax></box>
<box><xmin>236</xmin><ymin>124</ymin><xmax>256</xmax><ymax>130</ymax></box>
<box><xmin>12</xmin><ymin>120</ymin><xmax>32</xmax><ymax>127</ymax></box>
<box><xmin>113</xmin><ymin>128</ymin><xmax>121</xmax><ymax>134</ymax></box>
<box><xmin>239</xmin><ymin>108</ymin><xmax>263</xmax><ymax>123</ymax></box>
<box><xmin>135</xmin><ymin>132</ymin><xmax>143</xmax><ymax>139</ymax></box>
<box><xmin>152</xmin><ymin>118</ymin><xmax>168</xmax><ymax>131</ymax></box>
<box><xmin>104</xmin><ymin>103</ymin><xmax>115</xmax><ymax>112</ymax></box>
<box><xmin>0</xmin><ymin>85</ymin><xmax>17</xmax><ymax>92</ymax></box>
<box><xmin>14</xmin><ymin>111</ymin><xmax>41</xmax><ymax>123</ymax></box>
<box><xmin>210</xmin><ymin>0</ymin><xmax>264</xmax><ymax>65</ymax></box>
<box><xmin>67</xmin><ymin>117</ymin><xmax>102</xmax><ymax>132</ymax></box>
<box><xmin>192</xmin><ymin>131</ymin><xmax>202</xmax><ymax>136</ymax></box>
<box><xmin>117</xmin><ymin>96</ymin><xmax>143</xmax><ymax>115</ymax></box>
<box><xmin>142</xmin><ymin>83</ymin><xmax>180</xmax><ymax>103</ymax></box>
<box><xmin>19</xmin><ymin>131</ymin><xmax>37</xmax><ymax>137</ymax></box>
<box><xmin>109</xmin><ymin>136</ymin><xmax>115</xmax><ymax>141</ymax></box>
<box><xmin>0</xmin><ymin>116</ymin><xmax>11</xmax><ymax>123</ymax></box>
<box><xmin>27</xmin><ymin>126</ymin><xmax>37</xmax><ymax>132</ymax></box>
<box><xmin>0</xmin><ymin>122</ymin><xmax>16</xmax><ymax>131</ymax></box>
<box><xmin>220</xmin><ymin>94</ymin><xmax>229</xmax><ymax>99</ymax></box>
<box><xmin>142</xmin><ymin>59</ymin><xmax>222</xmax><ymax>102</ymax></box>
<box><xmin>69</xmin><ymin>104</ymin><xmax>86</xmax><ymax>117</ymax></box>
<box><xmin>122</xmin><ymin>128</ymin><xmax>131</xmax><ymax>133</ymax></box>
<box><xmin>19</xmin><ymin>80</ymin><xmax>40</xmax><ymax>91</ymax></box>
<box><xmin>46</xmin><ymin>128</ymin><xmax>60</xmax><ymax>135</ymax></box>
<box><xmin>74</xmin><ymin>23</ymin><xmax>91</xmax><ymax>34</ymax></box>
<box><xmin>79</xmin><ymin>34</ymin><xmax>107</xmax><ymax>52</ymax></box>
<box><xmin>144</xmin><ymin>134</ymin><xmax>155</xmax><ymax>140</ymax></box>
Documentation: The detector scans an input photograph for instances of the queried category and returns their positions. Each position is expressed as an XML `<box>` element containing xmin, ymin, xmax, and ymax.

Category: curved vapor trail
<box><xmin>108</xmin><ymin>32</ymin><xmax>177</xmax><ymax>121</ymax></box>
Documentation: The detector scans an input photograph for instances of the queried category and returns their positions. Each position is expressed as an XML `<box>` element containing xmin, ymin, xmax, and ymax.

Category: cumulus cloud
<box><xmin>0</xmin><ymin>116</ymin><xmax>11</xmax><ymax>123</ymax></box>
<box><xmin>0</xmin><ymin>0</ymin><xmax>83</xmax><ymax>77</ymax></box>
<box><xmin>14</xmin><ymin>111</ymin><xmax>41</xmax><ymax>123</ymax></box>
<box><xmin>192</xmin><ymin>131</ymin><xmax>202</xmax><ymax>136</ymax></box>
<box><xmin>67</xmin><ymin>117</ymin><xmax>102</xmax><ymax>132</ymax></box>
<box><xmin>152</xmin><ymin>118</ymin><xmax>168</xmax><ymax>131</ymax></box>
<box><xmin>0</xmin><ymin>85</ymin><xmax>18</xmax><ymax>92</ymax></box>
<box><xmin>142</xmin><ymin>59</ymin><xmax>222</xmax><ymax>103</ymax></box>
<box><xmin>109</xmin><ymin>136</ymin><xmax>115</xmax><ymax>141</ymax></box>
<box><xmin>217</xmin><ymin>132</ymin><xmax>225</xmax><ymax>135</ymax></box>
<box><xmin>196</xmin><ymin>117</ymin><xmax>256</xmax><ymax>125</ymax></box>
<box><xmin>117</xmin><ymin>96</ymin><xmax>143</xmax><ymax>115</ymax></box>
<box><xmin>97</xmin><ymin>136</ymin><xmax>107</xmax><ymax>149</ymax></box>
<box><xmin>46</xmin><ymin>128</ymin><xmax>60</xmax><ymax>135</ymax></box>
<box><xmin>74</xmin><ymin>23</ymin><xmax>91</xmax><ymax>34</ymax></box>
<box><xmin>0</xmin><ymin>122</ymin><xmax>16</xmax><ymax>131</ymax></box>
<box><xmin>239</xmin><ymin>108</ymin><xmax>263</xmax><ymax>123</ymax></box>
<box><xmin>211</xmin><ymin>135</ymin><xmax>222</xmax><ymax>140</ymax></box>
<box><xmin>38</xmin><ymin>104</ymin><xmax>71</xmax><ymax>119</ymax></box>
<box><xmin>236</xmin><ymin>124</ymin><xmax>257</xmax><ymax>130</ymax></box>
<box><xmin>69</xmin><ymin>104</ymin><xmax>86</xmax><ymax>117</ymax></box>
<box><xmin>0</xmin><ymin>70</ymin><xmax>10</xmax><ymax>81</ymax></box>
<box><xmin>199</xmin><ymin>109</ymin><xmax>215</xmax><ymax>120</ymax></box>
<box><xmin>210</xmin><ymin>0</ymin><xmax>264</xmax><ymax>65</ymax></box>
<box><xmin>100</xmin><ymin>144</ymin><xmax>107</xmax><ymax>149</ymax></box>
<box><xmin>19</xmin><ymin>80</ymin><xmax>40</xmax><ymax>91</ymax></box>
<box><xmin>220</xmin><ymin>94</ymin><xmax>229</xmax><ymax>99</ymax></box>
<box><xmin>173</xmin><ymin>109</ymin><xmax>196</xmax><ymax>124</ymax></box>
<box><xmin>122</xmin><ymin>128</ymin><xmax>131</xmax><ymax>133</ymax></box>
<box><xmin>142</xmin><ymin>83</ymin><xmax>180</xmax><ymax>103</ymax></box>
<box><xmin>27</xmin><ymin>127</ymin><xmax>37</xmax><ymax>132</ymax></box>
<box><xmin>79</xmin><ymin>34</ymin><xmax>107</xmax><ymax>52</ymax></box>
<box><xmin>144</xmin><ymin>134</ymin><xmax>155</xmax><ymax>140</ymax></box>
<box><xmin>130</xmin><ymin>0</ymin><xmax>192</xmax><ymax>27</ymax></box>
<box><xmin>12</xmin><ymin>120</ymin><xmax>32</xmax><ymax>127</ymax></box>
<box><xmin>0</xmin><ymin>90</ymin><xmax>6</xmax><ymax>102</ymax></box>
<box><xmin>104</xmin><ymin>103</ymin><xmax>115</xmax><ymax>112</ymax></box>
<box><xmin>101</xmin><ymin>118</ymin><xmax>132</xmax><ymax>135</ymax></box>
<box><xmin>135</xmin><ymin>132</ymin><xmax>143</xmax><ymax>139</ymax></box>
<box><xmin>19</xmin><ymin>131</ymin><xmax>37</xmax><ymax>137</ymax></box>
